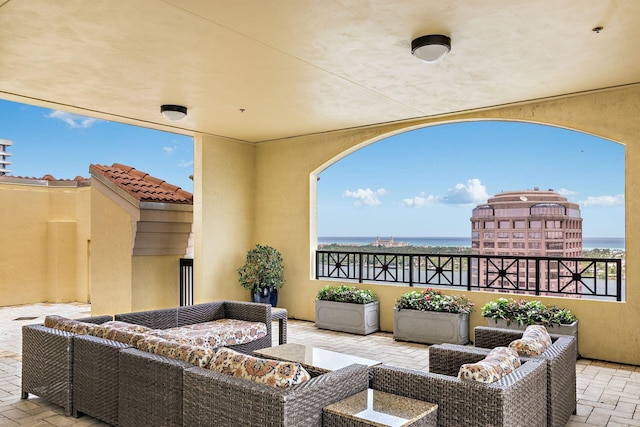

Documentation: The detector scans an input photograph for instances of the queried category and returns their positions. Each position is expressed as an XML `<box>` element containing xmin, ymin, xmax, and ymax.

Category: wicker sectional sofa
<box><xmin>21</xmin><ymin>301</ymin><xmax>274</xmax><ymax>425</ymax></box>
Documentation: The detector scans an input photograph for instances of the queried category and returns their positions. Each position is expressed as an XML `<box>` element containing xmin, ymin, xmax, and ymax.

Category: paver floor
<box><xmin>1</xmin><ymin>303</ymin><xmax>638</xmax><ymax>426</ymax></box>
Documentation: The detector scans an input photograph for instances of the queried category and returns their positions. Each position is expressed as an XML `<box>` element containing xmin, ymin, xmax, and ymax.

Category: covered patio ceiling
<box><xmin>0</xmin><ymin>0</ymin><xmax>638</xmax><ymax>143</ymax></box>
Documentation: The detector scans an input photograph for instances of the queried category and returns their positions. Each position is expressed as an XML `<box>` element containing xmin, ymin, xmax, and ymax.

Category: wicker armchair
<box><xmin>21</xmin><ymin>315</ymin><xmax>112</xmax><ymax>416</ymax></box>
<box><xmin>114</xmin><ymin>300</ymin><xmax>272</xmax><ymax>354</ymax></box>
<box><xmin>370</xmin><ymin>360</ymin><xmax>547</xmax><ymax>427</ymax></box>
<box><xmin>430</xmin><ymin>326</ymin><xmax>577</xmax><ymax>427</ymax></box>
<box><xmin>182</xmin><ymin>363</ymin><xmax>370</xmax><ymax>427</ymax></box>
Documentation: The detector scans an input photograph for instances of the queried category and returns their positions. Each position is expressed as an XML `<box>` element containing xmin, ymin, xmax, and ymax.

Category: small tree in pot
<box><xmin>237</xmin><ymin>244</ymin><xmax>285</xmax><ymax>306</ymax></box>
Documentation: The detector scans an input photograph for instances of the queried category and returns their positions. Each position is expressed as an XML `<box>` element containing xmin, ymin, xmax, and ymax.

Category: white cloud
<box><xmin>178</xmin><ymin>160</ymin><xmax>194</xmax><ymax>167</ymax></box>
<box><xmin>556</xmin><ymin>188</ymin><xmax>578</xmax><ymax>196</ymax></box>
<box><xmin>163</xmin><ymin>145</ymin><xmax>177</xmax><ymax>155</ymax></box>
<box><xmin>343</xmin><ymin>188</ymin><xmax>388</xmax><ymax>206</ymax></box>
<box><xmin>401</xmin><ymin>192</ymin><xmax>438</xmax><ymax>207</ymax></box>
<box><xmin>579</xmin><ymin>194</ymin><xmax>624</xmax><ymax>207</ymax></box>
<box><xmin>47</xmin><ymin>110</ymin><xmax>98</xmax><ymax>129</ymax></box>
<box><xmin>441</xmin><ymin>178</ymin><xmax>489</xmax><ymax>205</ymax></box>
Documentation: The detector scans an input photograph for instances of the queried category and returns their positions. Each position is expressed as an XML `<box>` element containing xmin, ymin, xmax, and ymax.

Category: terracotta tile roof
<box><xmin>89</xmin><ymin>163</ymin><xmax>193</xmax><ymax>204</ymax></box>
<box><xmin>6</xmin><ymin>174</ymin><xmax>89</xmax><ymax>182</ymax></box>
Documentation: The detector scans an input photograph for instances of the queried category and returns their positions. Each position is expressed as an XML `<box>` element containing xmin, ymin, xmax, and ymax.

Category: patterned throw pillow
<box><xmin>44</xmin><ymin>315</ymin><xmax>96</xmax><ymax>335</ymax></box>
<box><xmin>458</xmin><ymin>347</ymin><xmax>521</xmax><ymax>383</ymax></box>
<box><xmin>509</xmin><ymin>325</ymin><xmax>552</xmax><ymax>356</ymax></box>
<box><xmin>136</xmin><ymin>336</ymin><xmax>216</xmax><ymax>368</ymax></box>
<box><xmin>208</xmin><ymin>347</ymin><xmax>311</xmax><ymax>388</ymax></box>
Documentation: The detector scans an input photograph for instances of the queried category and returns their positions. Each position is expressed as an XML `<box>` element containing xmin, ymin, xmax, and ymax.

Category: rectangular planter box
<box><xmin>486</xmin><ymin>319</ymin><xmax>579</xmax><ymax>357</ymax></box>
<box><xmin>315</xmin><ymin>300</ymin><xmax>379</xmax><ymax>335</ymax></box>
<box><xmin>393</xmin><ymin>308</ymin><xmax>469</xmax><ymax>345</ymax></box>
<box><xmin>486</xmin><ymin>319</ymin><xmax>578</xmax><ymax>340</ymax></box>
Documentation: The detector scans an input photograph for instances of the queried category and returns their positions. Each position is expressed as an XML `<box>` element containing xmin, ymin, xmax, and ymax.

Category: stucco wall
<box><xmin>89</xmin><ymin>188</ymin><xmax>133</xmax><ymax>315</ymax></box>
<box><xmin>131</xmin><ymin>255</ymin><xmax>182</xmax><ymax>311</ymax></box>
<box><xmin>0</xmin><ymin>183</ymin><xmax>90</xmax><ymax>305</ymax></box>
<box><xmin>197</xmin><ymin>84</ymin><xmax>640</xmax><ymax>365</ymax></box>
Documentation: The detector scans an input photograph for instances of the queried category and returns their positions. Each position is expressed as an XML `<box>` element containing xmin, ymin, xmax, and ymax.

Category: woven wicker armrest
<box><xmin>118</xmin><ymin>347</ymin><xmax>193</xmax><ymax>427</ymax></box>
<box><xmin>223</xmin><ymin>301</ymin><xmax>273</xmax><ymax>353</ymax></box>
<box><xmin>536</xmin><ymin>335</ymin><xmax>577</xmax><ymax>427</ymax></box>
<box><xmin>72</xmin><ymin>335</ymin><xmax>131</xmax><ymax>424</ymax></box>
<box><xmin>21</xmin><ymin>324</ymin><xmax>75</xmax><ymax>416</ymax></box>
<box><xmin>183</xmin><ymin>363</ymin><xmax>370</xmax><ymax>427</ymax></box>
<box><xmin>371</xmin><ymin>361</ymin><xmax>547</xmax><ymax>427</ymax></box>
<box><xmin>177</xmin><ymin>301</ymin><xmax>225</xmax><ymax>325</ymax></box>
<box><xmin>223</xmin><ymin>300</ymin><xmax>272</xmax><ymax>324</ymax></box>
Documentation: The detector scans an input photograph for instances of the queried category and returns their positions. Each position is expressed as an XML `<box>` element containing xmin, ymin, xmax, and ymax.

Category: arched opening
<box><xmin>315</xmin><ymin>120</ymin><xmax>625</xmax><ymax>300</ymax></box>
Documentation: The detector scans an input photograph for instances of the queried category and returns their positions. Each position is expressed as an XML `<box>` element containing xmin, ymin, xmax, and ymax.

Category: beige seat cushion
<box><xmin>148</xmin><ymin>319</ymin><xmax>267</xmax><ymax>350</ymax></box>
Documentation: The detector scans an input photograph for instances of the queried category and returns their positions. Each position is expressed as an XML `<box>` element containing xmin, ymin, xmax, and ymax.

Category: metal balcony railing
<box><xmin>315</xmin><ymin>250</ymin><xmax>623</xmax><ymax>301</ymax></box>
<box><xmin>180</xmin><ymin>258</ymin><xmax>194</xmax><ymax>306</ymax></box>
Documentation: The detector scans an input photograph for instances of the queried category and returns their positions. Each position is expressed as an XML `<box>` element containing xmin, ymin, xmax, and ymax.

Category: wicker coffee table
<box><xmin>323</xmin><ymin>388</ymin><xmax>437</xmax><ymax>427</ymax></box>
<box><xmin>253</xmin><ymin>343</ymin><xmax>380</xmax><ymax>373</ymax></box>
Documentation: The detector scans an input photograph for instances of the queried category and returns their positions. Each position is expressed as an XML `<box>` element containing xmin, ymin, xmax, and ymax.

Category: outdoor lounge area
<box><xmin>3</xmin><ymin>302</ymin><xmax>639</xmax><ymax>426</ymax></box>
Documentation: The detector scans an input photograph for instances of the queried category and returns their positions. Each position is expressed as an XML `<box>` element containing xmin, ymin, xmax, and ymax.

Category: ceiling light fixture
<box><xmin>411</xmin><ymin>34</ymin><xmax>451</xmax><ymax>63</ymax></box>
<box><xmin>160</xmin><ymin>104</ymin><xmax>187</xmax><ymax>121</ymax></box>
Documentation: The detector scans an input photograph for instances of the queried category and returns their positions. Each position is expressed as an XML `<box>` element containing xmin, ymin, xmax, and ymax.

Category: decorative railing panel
<box><xmin>180</xmin><ymin>258</ymin><xmax>194</xmax><ymax>306</ymax></box>
<box><xmin>316</xmin><ymin>250</ymin><xmax>623</xmax><ymax>301</ymax></box>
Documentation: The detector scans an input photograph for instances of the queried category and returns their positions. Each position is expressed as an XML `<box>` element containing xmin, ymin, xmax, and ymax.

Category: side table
<box><xmin>323</xmin><ymin>388</ymin><xmax>437</xmax><ymax>427</ymax></box>
<box><xmin>271</xmin><ymin>307</ymin><xmax>288</xmax><ymax>345</ymax></box>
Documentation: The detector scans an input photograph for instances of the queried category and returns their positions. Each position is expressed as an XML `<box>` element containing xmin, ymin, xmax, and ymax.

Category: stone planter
<box><xmin>486</xmin><ymin>318</ymin><xmax>579</xmax><ymax>356</ymax></box>
<box><xmin>393</xmin><ymin>308</ymin><xmax>469</xmax><ymax>345</ymax></box>
<box><xmin>486</xmin><ymin>318</ymin><xmax>578</xmax><ymax>340</ymax></box>
<box><xmin>315</xmin><ymin>300</ymin><xmax>379</xmax><ymax>335</ymax></box>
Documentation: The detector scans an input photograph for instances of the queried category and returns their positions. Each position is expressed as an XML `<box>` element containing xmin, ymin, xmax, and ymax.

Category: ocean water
<box><xmin>318</xmin><ymin>236</ymin><xmax>625</xmax><ymax>250</ymax></box>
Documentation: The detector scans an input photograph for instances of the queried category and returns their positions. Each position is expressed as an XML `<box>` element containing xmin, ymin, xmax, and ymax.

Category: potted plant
<box><xmin>393</xmin><ymin>288</ymin><xmax>474</xmax><ymax>345</ymax></box>
<box><xmin>237</xmin><ymin>244</ymin><xmax>285</xmax><ymax>306</ymax></box>
<box><xmin>315</xmin><ymin>285</ymin><xmax>379</xmax><ymax>335</ymax></box>
<box><xmin>481</xmin><ymin>297</ymin><xmax>578</xmax><ymax>340</ymax></box>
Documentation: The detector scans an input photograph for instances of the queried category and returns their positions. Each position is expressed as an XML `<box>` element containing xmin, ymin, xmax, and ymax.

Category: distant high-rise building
<box><xmin>470</xmin><ymin>188</ymin><xmax>582</xmax><ymax>294</ymax></box>
<box><xmin>0</xmin><ymin>140</ymin><xmax>12</xmax><ymax>176</ymax></box>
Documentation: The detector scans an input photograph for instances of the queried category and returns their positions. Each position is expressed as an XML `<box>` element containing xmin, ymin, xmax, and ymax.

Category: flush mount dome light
<box><xmin>411</xmin><ymin>34</ymin><xmax>451</xmax><ymax>63</ymax></box>
<box><xmin>161</xmin><ymin>104</ymin><xmax>187</xmax><ymax>121</ymax></box>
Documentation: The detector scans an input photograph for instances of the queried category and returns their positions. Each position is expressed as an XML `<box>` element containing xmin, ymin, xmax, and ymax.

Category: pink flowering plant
<box><xmin>395</xmin><ymin>288</ymin><xmax>474</xmax><ymax>314</ymax></box>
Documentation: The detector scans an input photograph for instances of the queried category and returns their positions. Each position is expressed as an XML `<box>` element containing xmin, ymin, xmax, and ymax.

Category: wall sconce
<box><xmin>411</xmin><ymin>34</ymin><xmax>451</xmax><ymax>63</ymax></box>
<box><xmin>161</xmin><ymin>104</ymin><xmax>188</xmax><ymax>121</ymax></box>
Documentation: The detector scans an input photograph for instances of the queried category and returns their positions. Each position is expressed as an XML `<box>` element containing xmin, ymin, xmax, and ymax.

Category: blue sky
<box><xmin>0</xmin><ymin>99</ymin><xmax>194</xmax><ymax>192</ymax></box>
<box><xmin>0</xmin><ymin>99</ymin><xmax>625</xmax><ymax>238</ymax></box>
<box><xmin>318</xmin><ymin>121</ymin><xmax>625</xmax><ymax>238</ymax></box>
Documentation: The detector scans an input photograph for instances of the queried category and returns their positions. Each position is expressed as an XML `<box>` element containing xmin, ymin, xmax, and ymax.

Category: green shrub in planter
<box><xmin>395</xmin><ymin>288</ymin><xmax>474</xmax><ymax>314</ymax></box>
<box><xmin>481</xmin><ymin>297</ymin><xmax>577</xmax><ymax>327</ymax></box>
<box><xmin>316</xmin><ymin>285</ymin><xmax>377</xmax><ymax>304</ymax></box>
